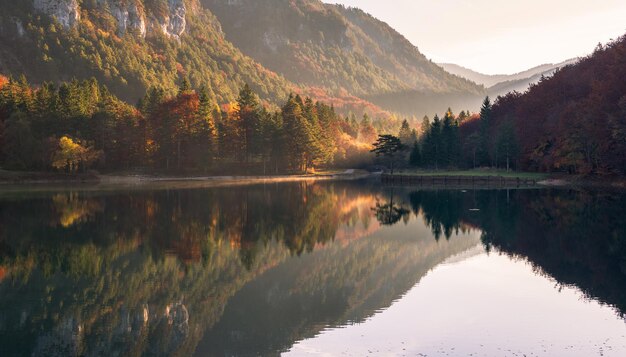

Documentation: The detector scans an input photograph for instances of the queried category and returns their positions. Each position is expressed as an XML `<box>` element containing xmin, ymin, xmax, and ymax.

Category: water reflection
<box><xmin>0</xmin><ymin>182</ymin><xmax>624</xmax><ymax>356</ymax></box>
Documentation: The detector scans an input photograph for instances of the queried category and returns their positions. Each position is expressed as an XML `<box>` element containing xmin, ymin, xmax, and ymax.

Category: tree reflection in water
<box><xmin>0</xmin><ymin>183</ymin><xmax>624</xmax><ymax>356</ymax></box>
<box><xmin>371</xmin><ymin>188</ymin><xmax>410</xmax><ymax>226</ymax></box>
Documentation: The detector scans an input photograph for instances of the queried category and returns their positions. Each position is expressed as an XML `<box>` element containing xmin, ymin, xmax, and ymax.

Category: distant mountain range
<box><xmin>439</xmin><ymin>58</ymin><xmax>579</xmax><ymax>97</ymax></box>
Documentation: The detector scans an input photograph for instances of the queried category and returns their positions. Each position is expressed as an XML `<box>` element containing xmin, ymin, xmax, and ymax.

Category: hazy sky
<box><xmin>324</xmin><ymin>0</ymin><xmax>626</xmax><ymax>74</ymax></box>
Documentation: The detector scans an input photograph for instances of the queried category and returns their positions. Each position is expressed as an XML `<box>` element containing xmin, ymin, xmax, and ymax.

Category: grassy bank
<box><xmin>395</xmin><ymin>169</ymin><xmax>549</xmax><ymax>180</ymax></box>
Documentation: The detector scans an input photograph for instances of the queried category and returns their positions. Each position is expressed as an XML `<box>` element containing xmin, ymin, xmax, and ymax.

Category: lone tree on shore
<box><xmin>371</xmin><ymin>134</ymin><xmax>407</xmax><ymax>174</ymax></box>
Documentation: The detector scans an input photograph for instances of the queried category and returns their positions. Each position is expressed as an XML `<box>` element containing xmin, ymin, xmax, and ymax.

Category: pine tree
<box><xmin>178</xmin><ymin>76</ymin><xmax>192</xmax><ymax>95</ymax></box>
<box><xmin>195</xmin><ymin>86</ymin><xmax>217</xmax><ymax>170</ymax></box>
<box><xmin>409</xmin><ymin>142</ymin><xmax>422</xmax><ymax>167</ymax></box>
<box><xmin>496</xmin><ymin>120</ymin><xmax>518</xmax><ymax>171</ymax></box>
<box><xmin>428</xmin><ymin>114</ymin><xmax>442</xmax><ymax>169</ymax></box>
<box><xmin>441</xmin><ymin>108</ymin><xmax>460</xmax><ymax>167</ymax></box>
<box><xmin>3</xmin><ymin>111</ymin><xmax>35</xmax><ymax>169</ymax></box>
<box><xmin>236</xmin><ymin>84</ymin><xmax>261</xmax><ymax>164</ymax></box>
<box><xmin>282</xmin><ymin>95</ymin><xmax>313</xmax><ymax>172</ymax></box>
<box><xmin>398</xmin><ymin>119</ymin><xmax>412</xmax><ymax>145</ymax></box>
<box><xmin>370</xmin><ymin>134</ymin><xmax>407</xmax><ymax>174</ymax></box>
<box><xmin>420</xmin><ymin>115</ymin><xmax>430</xmax><ymax>140</ymax></box>
<box><xmin>478</xmin><ymin>96</ymin><xmax>492</xmax><ymax>167</ymax></box>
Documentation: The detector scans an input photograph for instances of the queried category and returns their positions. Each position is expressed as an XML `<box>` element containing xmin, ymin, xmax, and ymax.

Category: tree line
<box><xmin>0</xmin><ymin>75</ymin><xmax>404</xmax><ymax>174</ymax></box>
<box><xmin>373</xmin><ymin>36</ymin><xmax>626</xmax><ymax>176</ymax></box>
<box><xmin>372</xmin><ymin>106</ymin><xmax>515</xmax><ymax>172</ymax></box>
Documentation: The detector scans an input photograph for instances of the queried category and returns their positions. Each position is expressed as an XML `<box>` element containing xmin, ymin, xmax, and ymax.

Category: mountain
<box><xmin>0</xmin><ymin>0</ymin><xmax>295</xmax><ymax>104</ymax></box>
<box><xmin>440</xmin><ymin>59</ymin><xmax>579</xmax><ymax>97</ymax></box>
<box><xmin>0</xmin><ymin>0</ymin><xmax>486</xmax><ymax>117</ymax></box>
<box><xmin>202</xmin><ymin>0</ymin><xmax>485</xmax><ymax>115</ymax></box>
<box><xmin>486</xmin><ymin>59</ymin><xmax>579</xmax><ymax>97</ymax></box>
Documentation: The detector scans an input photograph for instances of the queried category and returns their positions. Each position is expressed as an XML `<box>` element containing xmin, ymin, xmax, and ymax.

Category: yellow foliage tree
<box><xmin>52</xmin><ymin>136</ymin><xmax>102</xmax><ymax>173</ymax></box>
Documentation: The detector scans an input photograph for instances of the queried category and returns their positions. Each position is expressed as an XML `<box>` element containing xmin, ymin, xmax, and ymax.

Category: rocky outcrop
<box><xmin>33</xmin><ymin>0</ymin><xmax>81</xmax><ymax>29</ymax></box>
<box><xmin>162</xmin><ymin>0</ymin><xmax>187</xmax><ymax>39</ymax></box>
<box><xmin>111</xmin><ymin>0</ymin><xmax>187</xmax><ymax>39</ymax></box>
<box><xmin>105</xmin><ymin>0</ymin><xmax>147</xmax><ymax>37</ymax></box>
<box><xmin>32</xmin><ymin>0</ymin><xmax>187</xmax><ymax>39</ymax></box>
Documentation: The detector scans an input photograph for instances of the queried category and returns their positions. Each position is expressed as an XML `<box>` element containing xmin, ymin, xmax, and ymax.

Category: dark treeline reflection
<box><xmin>384</xmin><ymin>187</ymin><xmax>626</xmax><ymax>317</ymax></box>
<box><xmin>0</xmin><ymin>182</ymin><xmax>625</xmax><ymax>356</ymax></box>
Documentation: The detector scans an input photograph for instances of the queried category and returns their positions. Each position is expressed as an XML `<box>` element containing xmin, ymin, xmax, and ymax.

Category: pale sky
<box><xmin>324</xmin><ymin>0</ymin><xmax>626</xmax><ymax>75</ymax></box>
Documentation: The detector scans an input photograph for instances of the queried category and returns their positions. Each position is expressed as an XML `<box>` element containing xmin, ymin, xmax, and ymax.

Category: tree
<box><xmin>458</xmin><ymin>110</ymin><xmax>468</xmax><ymax>123</ymax></box>
<box><xmin>51</xmin><ymin>136</ymin><xmax>101</xmax><ymax>173</ymax></box>
<box><xmin>282</xmin><ymin>95</ymin><xmax>314</xmax><ymax>172</ymax></box>
<box><xmin>370</xmin><ymin>134</ymin><xmax>407</xmax><ymax>174</ymax></box>
<box><xmin>463</xmin><ymin>132</ymin><xmax>481</xmax><ymax>169</ymax></box>
<box><xmin>478</xmin><ymin>97</ymin><xmax>492</xmax><ymax>166</ymax></box>
<box><xmin>422</xmin><ymin>114</ymin><xmax>442</xmax><ymax>169</ymax></box>
<box><xmin>236</xmin><ymin>84</ymin><xmax>261</xmax><ymax>164</ymax></box>
<box><xmin>420</xmin><ymin>115</ymin><xmax>430</xmax><ymax>139</ymax></box>
<box><xmin>178</xmin><ymin>76</ymin><xmax>192</xmax><ymax>95</ymax></box>
<box><xmin>372</xmin><ymin>189</ymin><xmax>410</xmax><ymax>225</ymax></box>
<box><xmin>196</xmin><ymin>86</ymin><xmax>217</xmax><ymax>169</ymax></box>
<box><xmin>409</xmin><ymin>142</ymin><xmax>422</xmax><ymax>167</ymax></box>
<box><xmin>398</xmin><ymin>119</ymin><xmax>412</xmax><ymax>145</ymax></box>
<box><xmin>496</xmin><ymin>120</ymin><xmax>518</xmax><ymax>171</ymax></box>
<box><xmin>2</xmin><ymin>111</ymin><xmax>36</xmax><ymax>169</ymax></box>
<box><xmin>359</xmin><ymin>114</ymin><xmax>377</xmax><ymax>143</ymax></box>
<box><xmin>303</xmin><ymin>97</ymin><xmax>334</xmax><ymax>169</ymax></box>
<box><xmin>441</xmin><ymin>108</ymin><xmax>460</xmax><ymax>167</ymax></box>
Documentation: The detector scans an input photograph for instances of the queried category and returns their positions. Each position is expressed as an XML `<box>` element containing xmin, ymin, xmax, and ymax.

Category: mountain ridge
<box><xmin>202</xmin><ymin>0</ymin><xmax>486</xmax><ymax>114</ymax></box>
<box><xmin>439</xmin><ymin>58</ymin><xmax>579</xmax><ymax>91</ymax></box>
<box><xmin>0</xmin><ymin>0</ymin><xmax>486</xmax><ymax>117</ymax></box>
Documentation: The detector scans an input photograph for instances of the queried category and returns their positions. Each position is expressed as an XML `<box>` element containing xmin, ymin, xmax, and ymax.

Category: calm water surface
<box><xmin>0</xmin><ymin>180</ymin><xmax>625</xmax><ymax>356</ymax></box>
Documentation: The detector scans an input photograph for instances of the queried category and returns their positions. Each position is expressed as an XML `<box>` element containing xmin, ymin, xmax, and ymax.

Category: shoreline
<box><xmin>0</xmin><ymin>170</ymin><xmax>375</xmax><ymax>188</ymax></box>
<box><xmin>380</xmin><ymin>172</ymin><xmax>626</xmax><ymax>190</ymax></box>
<box><xmin>1</xmin><ymin>169</ymin><xmax>625</xmax><ymax>190</ymax></box>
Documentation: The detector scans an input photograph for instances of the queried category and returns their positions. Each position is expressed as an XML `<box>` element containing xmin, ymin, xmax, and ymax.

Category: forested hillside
<box><xmin>203</xmin><ymin>0</ymin><xmax>485</xmax><ymax>115</ymax></box>
<box><xmin>452</xmin><ymin>36</ymin><xmax>626</xmax><ymax>175</ymax></box>
<box><xmin>0</xmin><ymin>0</ymin><xmax>293</xmax><ymax>104</ymax></box>
<box><xmin>489</xmin><ymin>36</ymin><xmax>626</xmax><ymax>174</ymax></box>
<box><xmin>401</xmin><ymin>35</ymin><xmax>626</xmax><ymax>176</ymax></box>
<box><xmin>0</xmin><ymin>0</ymin><xmax>485</xmax><ymax>119</ymax></box>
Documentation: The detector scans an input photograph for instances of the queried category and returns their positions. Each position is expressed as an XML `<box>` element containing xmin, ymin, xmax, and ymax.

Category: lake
<box><xmin>0</xmin><ymin>180</ymin><xmax>625</xmax><ymax>356</ymax></box>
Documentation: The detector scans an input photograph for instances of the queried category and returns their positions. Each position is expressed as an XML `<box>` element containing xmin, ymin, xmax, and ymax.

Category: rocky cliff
<box><xmin>33</xmin><ymin>0</ymin><xmax>187</xmax><ymax>39</ymax></box>
<box><xmin>33</xmin><ymin>0</ymin><xmax>80</xmax><ymax>29</ymax></box>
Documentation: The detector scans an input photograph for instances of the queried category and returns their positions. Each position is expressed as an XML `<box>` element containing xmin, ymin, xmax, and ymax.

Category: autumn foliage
<box><xmin>485</xmin><ymin>35</ymin><xmax>626</xmax><ymax>174</ymax></box>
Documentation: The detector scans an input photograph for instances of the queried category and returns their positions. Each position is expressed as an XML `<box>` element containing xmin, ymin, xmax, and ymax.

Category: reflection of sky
<box><xmin>287</xmin><ymin>249</ymin><xmax>626</xmax><ymax>356</ymax></box>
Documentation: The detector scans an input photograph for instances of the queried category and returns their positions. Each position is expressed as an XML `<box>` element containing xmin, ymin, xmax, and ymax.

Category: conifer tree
<box><xmin>424</xmin><ymin>114</ymin><xmax>442</xmax><ymax>170</ymax></box>
<box><xmin>282</xmin><ymin>95</ymin><xmax>313</xmax><ymax>172</ymax></box>
<box><xmin>409</xmin><ymin>142</ymin><xmax>422</xmax><ymax>167</ymax></box>
<box><xmin>420</xmin><ymin>115</ymin><xmax>430</xmax><ymax>140</ymax></box>
<box><xmin>371</xmin><ymin>134</ymin><xmax>406</xmax><ymax>174</ymax></box>
<box><xmin>178</xmin><ymin>77</ymin><xmax>192</xmax><ymax>95</ymax></box>
<box><xmin>441</xmin><ymin>108</ymin><xmax>460</xmax><ymax>167</ymax></box>
<box><xmin>496</xmin><ymin>120</ymin><xmax>518</xmax><ymax>171</ymax></box>
<box><xmin>478</xmin><ymin>96</ymin><xmax>492</xmax><ymax>167</ymax></box>
<box><xmin>236</xmin><ymin>84</ymin><xmax>261</xmax><ymax>164</ymax></box>
<box><xmin>398</xmin><ymin>119</ymin><xmax>412</xmax><ymax>145</ymax></box>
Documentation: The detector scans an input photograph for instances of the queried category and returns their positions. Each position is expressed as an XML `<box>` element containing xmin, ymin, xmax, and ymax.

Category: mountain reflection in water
<box><xmin>0</xmin><ymin>181</ymin><xmax>625</xmax><ymax>356</ymax></box>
